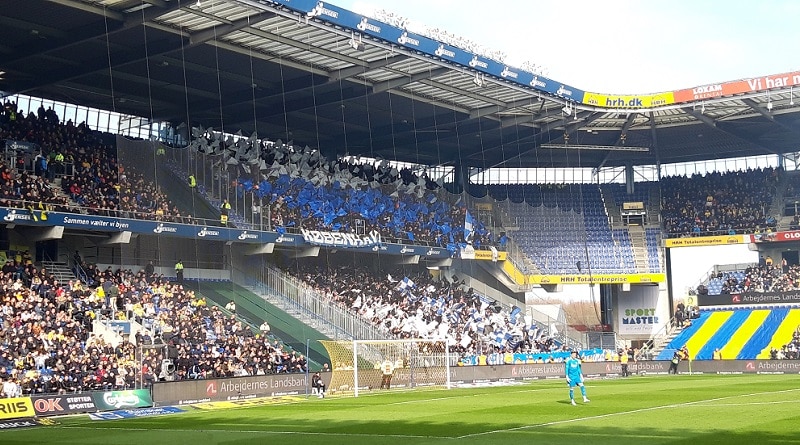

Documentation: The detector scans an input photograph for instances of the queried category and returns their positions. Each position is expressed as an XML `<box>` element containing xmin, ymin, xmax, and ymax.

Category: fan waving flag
<box><xmin>464</xmin><ymin>210</ymin><xmax>475</xmax><ymax>243</ymax></box>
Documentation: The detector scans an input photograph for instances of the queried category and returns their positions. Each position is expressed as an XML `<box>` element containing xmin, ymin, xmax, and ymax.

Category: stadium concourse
<box><xmin>3</xmin><ymin>0</ymin><xmax>800</xmax><ymax>401</ymax></box>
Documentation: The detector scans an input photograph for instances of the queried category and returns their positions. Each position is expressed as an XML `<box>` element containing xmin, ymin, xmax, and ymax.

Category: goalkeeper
<box><xmin>565</xmin><ymin>349</ymin><xmax>590</xmax><ymax>406</ymax></box>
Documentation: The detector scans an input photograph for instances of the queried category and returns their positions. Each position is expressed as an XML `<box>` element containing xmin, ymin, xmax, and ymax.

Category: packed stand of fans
<box><xmin>287</xmin><ymin>260</ymin><xmax>566</xmax><ymax>362</ymax></box>
<box><xmin>660</xmin><ymin>168</ymin><xmax>780</xmax><ymax>238</ymax></box>
<box><xmin>0</xmin><ymin>100</ymin><xmax>194</xmax><ymax>225</ymax></box>
<box><xmin>0</xmin><ymin>254</ymin><xmax>305</xmax><ymax>398</ymax></box>
<box><xmin>184</xmin><ymin>129</ymin><xmax>489</xmax><ymax>248</ymax></box>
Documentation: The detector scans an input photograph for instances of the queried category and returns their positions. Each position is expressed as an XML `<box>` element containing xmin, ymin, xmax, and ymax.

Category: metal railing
<box><xmin>233</xmin><ymin>264</ymin><xmax>393</xmax><ymax>341</ymax></box>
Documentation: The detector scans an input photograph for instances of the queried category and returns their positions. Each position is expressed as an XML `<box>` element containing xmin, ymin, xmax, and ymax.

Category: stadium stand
<box><xmin>480</xmin><ymin>184</ymin><xmax>635</xmax><ymax>274</ymax></box>
<box><xmin>660</xmin><ymin>168</ymin><xmax>780</xmax><ymax>238</ymax></box>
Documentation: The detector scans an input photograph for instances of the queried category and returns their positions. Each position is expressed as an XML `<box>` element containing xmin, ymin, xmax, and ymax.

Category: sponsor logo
<box><xmin>153</xmin><ymin>223</ymin><xmax>177</xmax><ymax>234</ymax></box>
<box><xmin>103</xmin><ymin>392</ymin><xmax>141</xmax><ymax>409</ymax></box>
<box><xmin>500</xmin><ymin>66</ymin><xmax>518</xmax><ymax>79</ymax></box>
<box><xmin>275</xmin><ymin>235</ymin><xmax>295</xmax><ymax>243</ymax></box>
<box><xmin>356</xmin><ymin>17</ymin><xmax>381</xmax><ymax>33</ymax></box>
<box><xmin>315</xmin><ymin>3</ymin><xmax>338</xmax><ymax>19</ymax></box>
<box><xmin>0</xmin><ymin>419</ymin><xmax>39</xmax><ymax>429</ymax></box>
<box><xmin>33</xmin><ymin>398</ymin><xmax>62</xmax><ymax>413</ymax></box>
<box><xmin>0</xmin><ymin>398</ymin><xmax>33</xmax><ymax>419</ymax></box>
<box><xmin>692</xmin><ymin>84</ymin><xmax>723</xmax><ymax>99</ymax></box>
<box><xmin>400</xmin><ymin>246</ymin><xmax>415</xmax><ymax>254</ymax></box>
<box><xmin>530</xmin><ymin>76</ymin><xmax>546</xmax><ymax>88</ymax></box>
<box><xmin>732</xmin><ymin>295</ymin><xmax>741</xmax><ymax>303</ymax></box>
<box><xmin>469</xmin><ymin>55</ymin><xmax>488</xmax><ymax>69</ymax></box>
<box><xmin>783</xmin><ymin>231</ymin><xmax>800</xmax><ymax>239</ymax></box>
<box><xmin>434</xmin><ymin>44</ymin><xmax>455</xmax><ymax>58</ymax></box>
<box><xmin>197</xmin><ymin>227</ymin><xmax>220</xmax><ymax>237</ymax></box>
<box><xmin>207</xmin><ymin>382</ymin><xmax>218</xmax><ymax>396</ymax></box>
<box><xmin>397</xmin><ymin>32</ymin><xmax>419</xmax><ymax>46</ymax></box>
<box><xmin>3</xmin><ymin>210</ymin><xmax>32</xmax><ymax>223</ymax></box>
<box><xmin>426</xmin><ymin>248</ymin><xmax>442</xmax><ymax>256</ymax></box>
<box><xmin>745</xmin><ymin>362</ymin><xmax>755</xmax><ymax>370</ymax></box>
<box><xmin>238</xmin><ymin>231</ymin><xmax>259</xmax><ymax>240</ymax></box>
<box><xmin>557</xmin><ymin>85</ymin><xmax>573</xmax><ymax>97</ymax></box>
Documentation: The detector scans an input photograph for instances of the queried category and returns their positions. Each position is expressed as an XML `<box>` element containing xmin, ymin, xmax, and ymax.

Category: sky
<box><xmin>334</xmin><ymin>0</ymin><xmax>800</xmax><ymax>94</ymax></box>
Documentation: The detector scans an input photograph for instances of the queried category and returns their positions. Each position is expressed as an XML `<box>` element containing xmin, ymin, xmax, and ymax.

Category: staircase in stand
<box><xmin>39</xmin><ymin>261</ymin><xmax>76</xmax><ymax>284</ymax></box>
<box><xmin>627</xmin><ymin>225</ymin><xmax>649</xmax><ymax>273</ymax></box>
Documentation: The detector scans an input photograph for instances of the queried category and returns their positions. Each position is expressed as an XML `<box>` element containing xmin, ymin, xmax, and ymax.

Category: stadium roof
<box><xmin>2</xmin><ymin>0</ymin><xmax>800</xmax><ymax>170</ymax></box>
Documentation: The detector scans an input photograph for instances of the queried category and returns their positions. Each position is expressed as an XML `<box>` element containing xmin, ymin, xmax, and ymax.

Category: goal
<box><xmin>319</xmin><ymin>339</ymin><xmax>452</xmax><ymax>397</ymax></box>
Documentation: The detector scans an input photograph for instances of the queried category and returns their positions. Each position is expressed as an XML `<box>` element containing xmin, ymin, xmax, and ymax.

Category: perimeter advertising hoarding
<box><xmin>31</xmin><ymin>394</ymin><xmax>97</xmax><ymax>417</ymax></box>
<box><xmin>0</xmin><ymin>397</ymin><xmax>34</xmax><ymax>420</ymax></box>
<box><xmin>699</xmin><ymin>291</ymin><xmax>800</xmax><ymax>306</ymax></box>
<box><xmin>152</xmin><ymin>373</ymin><xmax>312</xmax><ymax>405</ymax></box>
<box><xmin>92</xmin><ymin>389</ymin><xmax>152</xmax><ymax>411</ymax></box>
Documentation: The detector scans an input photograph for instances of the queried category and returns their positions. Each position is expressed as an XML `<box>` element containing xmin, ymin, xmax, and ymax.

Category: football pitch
<box><xmin>4</xmin><ymin>374</ymin><xmax>800</xmax><ymax>445</ymax></box>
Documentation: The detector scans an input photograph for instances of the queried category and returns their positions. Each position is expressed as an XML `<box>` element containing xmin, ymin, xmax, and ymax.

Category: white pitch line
<box><xmin>457</xmin><ymin>388</ymin><xmax>800</xmax><ymax>439</ymax></box>
<box><xmin>56</xmin><ymin>425</ymin><xmax>447</xmax><ymax>440</ymax></box>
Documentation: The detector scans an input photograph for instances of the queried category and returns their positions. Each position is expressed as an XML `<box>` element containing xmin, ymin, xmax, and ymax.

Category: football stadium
<box><xmin>1</xmin><ymin>1</ymin><xmax>800</xmax><ymax>444</ymax></box>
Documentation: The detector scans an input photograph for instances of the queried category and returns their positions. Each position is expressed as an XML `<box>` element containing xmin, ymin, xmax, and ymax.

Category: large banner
<box><xmin>700</xmin><ymin>291</ymin><xmax>800</xmax><ymax>306</ymax></box>
<box><xmin>673</xmin><ymin>71</ymin><xmax>800</xmax><ymax>103</ymax></box>
<box><xmin>616</xmin><ymin>287</ymin><xmax>669</xmax><ymax>336</ymax></box>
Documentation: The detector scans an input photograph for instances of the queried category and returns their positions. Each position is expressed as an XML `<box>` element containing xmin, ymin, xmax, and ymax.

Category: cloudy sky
<box><xmin>334</xmin><ymin>0</ymin><xmax>800</xmax><ymax>94</ymax></box>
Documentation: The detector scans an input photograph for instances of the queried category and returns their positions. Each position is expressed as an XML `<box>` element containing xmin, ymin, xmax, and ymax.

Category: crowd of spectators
<box><xmin>0</xmin><ymin>252</ymin><xmax>304</xmax><ymax>398</ymax></box>
<box><xmin>707</xmin><ymin>263</ymin><xmax>800</xmax><ymax>295</ymax></box>
<box><xmin>202</xmin><ymin>135</ymin><xmax>487</xmax><ymax>247</ymax></box>
<box><xmin>1</xmin><ymin>100</ymin><xmax>191</xmax><ymax>225</ymax></box>
<box><xmin>768</xmin><ymin>326</ymin><xmax>800</xmax><ymax>360</ymax></box>
<box><xmin>287</xmin><ymin>260</ymin><xmax>564</xmax><ymax>360</ymax></box>
<box><xmin>660</xmin><ymin>168</ymin><xmax>780</xmax><ymax>238</ymax></box>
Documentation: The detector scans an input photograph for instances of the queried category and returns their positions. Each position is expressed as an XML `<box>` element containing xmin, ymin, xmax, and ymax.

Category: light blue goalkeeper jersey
<box><xmin>565</xmin><ymin>357</ymin><xmax>583</xmax><ymax>381</ymax></box>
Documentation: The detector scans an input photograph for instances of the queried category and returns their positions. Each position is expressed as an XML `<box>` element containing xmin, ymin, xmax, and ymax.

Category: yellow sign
<box><xmin>473</xmin><ymin>250</ymin><xmax>508</xmax><ymax>261</ymax></box>
<box><xmin>0</xmin><ymin>397</ymin><xmax>34</xmax><ymax>420</ymax></box>
<box><xmin>583</xmin><ymin>91</ymin><xmax>675</xmax><ymax>108</ymax></box>
<box><xmin>529</xmin><ymin>273</ymin><xmax>665</xmax><ymax>285</ymax></box>
<box><xmin>501</xmin><ymin>261</ymin><xmax>664</xmax><ymax>285</ymax></box>
<box><xmin>664</xmin><ymin>235</ymin><xmax>745</xmax><ymax>248</ymax></box>
<box><xmin>474</xmin><ymin>203</ymin><xmax>493</xmax><ymax>211</ymax></box>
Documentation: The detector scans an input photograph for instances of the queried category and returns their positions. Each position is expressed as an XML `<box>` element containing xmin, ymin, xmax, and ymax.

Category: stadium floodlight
<box><xmin>540</xmin><ymin>143</ymin><xmax>650</xmax><ymax>152</ymax></box>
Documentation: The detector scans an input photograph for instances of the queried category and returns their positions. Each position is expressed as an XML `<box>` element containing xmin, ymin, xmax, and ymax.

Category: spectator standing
<box><xmin>174</xmin><ymin>260</ymin><xmax>184</xmax><ymax>285</ymax></box>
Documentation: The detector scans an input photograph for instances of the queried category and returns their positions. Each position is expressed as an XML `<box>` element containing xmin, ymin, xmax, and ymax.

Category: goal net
<box><xmin>320</xmin><ymin>339</ymin><xmax>451</xmax><ymax>397</ymax></box>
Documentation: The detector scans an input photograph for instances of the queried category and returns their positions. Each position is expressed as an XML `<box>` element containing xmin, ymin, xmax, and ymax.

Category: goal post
<box><xmin>319</xmin><ymin>339</ymin><xmax>452</xmax><ymax>397</ymax></box>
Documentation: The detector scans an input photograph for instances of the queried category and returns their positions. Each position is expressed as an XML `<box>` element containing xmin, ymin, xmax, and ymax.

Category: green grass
<box><xmin>5</xmin><ymin>374</ymin><xmax>800</xmax><ymax>444</ymax></box>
